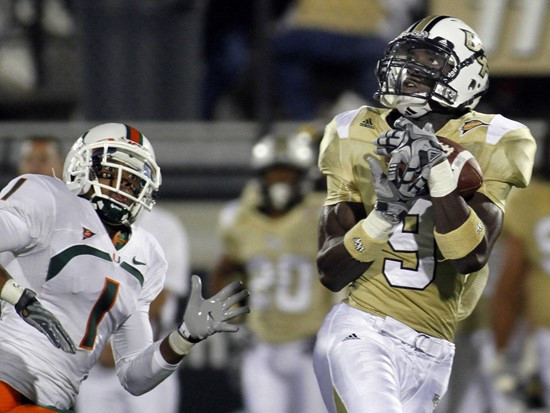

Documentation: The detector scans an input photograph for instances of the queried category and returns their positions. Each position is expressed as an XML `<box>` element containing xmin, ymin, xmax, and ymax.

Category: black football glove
<box><xmin>15</xmin><ymin>289</ymin><xmax>77</xmax><ymax>354</ymax></box>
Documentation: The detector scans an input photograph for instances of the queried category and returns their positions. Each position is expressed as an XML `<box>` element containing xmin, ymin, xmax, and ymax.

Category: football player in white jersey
<box><xmin>211</xmin><ymin>131</ymin><xmax>336</xmax><ymax>413</ymax></box>
<box><xmin>312</xmin><ymin>15</ymin><xmax>536</xmax><ymax>413</ymax></box>
<box><xmin>0</xmin><ymin>123</ymin><xmax>249</xmax><ymax>412</ymax></box>
<box><xmin>75</xmin><ymin>206</ymin><xmax>190</xmax><ymax>413</ymax></box>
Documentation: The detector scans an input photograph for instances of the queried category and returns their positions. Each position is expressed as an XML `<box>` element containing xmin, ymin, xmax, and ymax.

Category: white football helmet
<box><xmin>251</xmin><ymin>131</ymin><xmax>315</xmax><ymax>171</ymax></box>
<box><xmin>63</xmin><ymin>123</ymin><xmax>161</xmax><ymax>226</ymax></box>
<box><xmin>375</xmin><ymin>15</ymin><xmax>489</xmax><ymax>118</ymax></box>
<box><xmin>251</xmin><ymin>131</ymin><xmax>315</xmax><ymax>211</ymax></box>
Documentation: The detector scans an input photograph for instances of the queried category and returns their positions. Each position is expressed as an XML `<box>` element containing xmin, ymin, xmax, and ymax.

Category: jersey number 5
<box><xmin>382</xmin><ymin>200</ymin><xmax>437</xmax><ymax>290</ymax></box>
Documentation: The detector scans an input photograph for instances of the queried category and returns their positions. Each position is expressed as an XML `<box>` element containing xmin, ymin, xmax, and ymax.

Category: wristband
<box><xmin>344</xmin><ymin>211</ymin><xmax>395</xmax><ymax>263</ymax></box>
<box><xmin>428</xmin><ymin>160</ymin><xmax>457</xmax><ymax>198</ymax></box>
<box><xmin>434</xmin><ymin>207</ymin><xmax>485</xmax><ymax>260</ymax></box>
<box><xmin>362</xmin><ymin>210</ymin><xmax>397</xmax><ymax>239</ymax></box>
<box><xmin>168</xmin><ymin>330</ymin><xmax>196</xmax><ymax>356</ymax></box>
<box><xmin>178</xmin><ymin>322</ymin><xmax>201</xmax><ymax>343</ymax></box>
<box><xmin>0</xmin><ymin>279</ymin><xmax>25</xmax><ymax>306</ymax></box>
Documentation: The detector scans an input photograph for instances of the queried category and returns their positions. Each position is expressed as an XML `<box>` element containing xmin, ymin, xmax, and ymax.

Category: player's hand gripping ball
<box><xmin>376</xmin><ymin>118</ymin><xmax>483</xmax><ymax>200</ymax></box>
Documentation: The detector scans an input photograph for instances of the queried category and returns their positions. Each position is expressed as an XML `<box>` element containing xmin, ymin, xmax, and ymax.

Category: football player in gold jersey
<box><xmin>492</xmin><ymin>136</ymin><xmax>550</xmax><ymax>408</ymax></box>
<box><xmin>312</xmin><ymin>15</ymin><xmax>536</xmax><ymax>413</ymax></box>
<box><xmin>212</xmin><ymin>131</ymin><xmax>337</xmax><ymax>413</ymax></box>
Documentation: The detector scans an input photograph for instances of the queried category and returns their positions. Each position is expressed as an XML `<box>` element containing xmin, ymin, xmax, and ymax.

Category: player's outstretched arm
<box><xmin>160</xmin><ymin>274</ymin><xmax>249</xmax><ymax>363</ymax></box>
<box><xmin>0</xmin><ymin>267</ymin><xmax>76</xmax><ymax>354</ymax></box>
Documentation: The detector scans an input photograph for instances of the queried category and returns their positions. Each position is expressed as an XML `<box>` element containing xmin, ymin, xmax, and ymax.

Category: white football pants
<box><xmin>241</xmin><ymin>338</ymin><xmax>327</xmax><ymax>413</ymax></box>
<box><xmin>313</xmin><ymin>303</ymin><xmax>455</xmax><ymax>413</ymax></box>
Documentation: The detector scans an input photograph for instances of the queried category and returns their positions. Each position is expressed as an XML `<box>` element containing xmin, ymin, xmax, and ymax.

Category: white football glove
<box><xmin>367</xmin><ymin>156</ymin><xmax>413</xmax><ymax>225</ymax></box>
<box><xmin>179</xmin><ymin>275</ymin><xmax>249</xmax><ymax>342</ymax></box>
<box><xmin>375</xmin><ymin>117</ymin><xmax>447</xmax><ymax>199</ymax></box>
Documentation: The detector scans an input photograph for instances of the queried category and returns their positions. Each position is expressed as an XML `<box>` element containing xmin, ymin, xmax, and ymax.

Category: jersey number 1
<box><xmin>80</xmin><ymin>278</ymin><xmax>120</xmax><ymax>350</ymax></box>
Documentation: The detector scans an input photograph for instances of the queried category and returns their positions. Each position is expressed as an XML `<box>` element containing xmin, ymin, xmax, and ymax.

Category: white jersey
<box><xmin>0</xmin><ymin>174</ymin><xmax>166</xmax><ymax>409</ymax></box>
<box><xmin>137</xmin><ymin>207</ymin><xmax>189</xmax><ymax>297</ymax></box>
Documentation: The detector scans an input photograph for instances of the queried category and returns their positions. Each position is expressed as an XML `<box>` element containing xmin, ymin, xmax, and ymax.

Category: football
<box><xmin>437</xmin><ymin>136</ymin><xmax>483</xmax><ymax>200</ymax></box>
<box><xmin>386</xmin><ymin>137</ymin><xmax>483</xmax><ymax>200</ymax></box>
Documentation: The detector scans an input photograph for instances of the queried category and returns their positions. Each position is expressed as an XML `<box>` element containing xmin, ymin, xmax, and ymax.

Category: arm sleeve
<box><xmin>319</xmin><ymin>118</ymin><xmax>363</xmax><ymax>205</ymax></box>
<box><xmin>478</xmin><ymin>123</ymin><xmax>536</xmax><ymax>211</ymax></box>
<box><xmin>112</xmin><ymin>248</ymin><xmax>172</xmax><ymax>395</ymax></box>
<box><xmin>112</xmin><ymin>305</ymin><xmax>180</xmax><ymax>396</ymax></box>
<box><xmin>0</xmin><ymin>176</ymin><xmax>55</xmax><ymax>253</ymax></box>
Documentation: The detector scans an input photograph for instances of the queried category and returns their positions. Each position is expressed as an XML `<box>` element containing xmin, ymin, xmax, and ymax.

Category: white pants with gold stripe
<box><xmin>313</xmin><ymin>303</ymin><xmax>455</xmax><ymax>413</ymax></box>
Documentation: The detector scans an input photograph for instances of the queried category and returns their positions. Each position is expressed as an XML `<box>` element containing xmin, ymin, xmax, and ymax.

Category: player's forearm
<box><xmin>432</xmin><ymin>194</ymin><xmax>492</xmax><ymax>274</ymax></box>
<box><xmin>318</xmin><ymin>210</ymin><xmax>395</xmax><ymax>291</ymax></box>
<box><xmin>117</xmin><ymin>340</ymin><xmax>179</xmax><ymax>396</ymax></box>
<box><xmin>429</xmin><ymin>161</ymin><xmax>494</xmax><ymax>273</ymax></box>
<box><xmin>160</xmin><ymin>331</ymin><xmax>195</xmax><ymax>364</ymax></box>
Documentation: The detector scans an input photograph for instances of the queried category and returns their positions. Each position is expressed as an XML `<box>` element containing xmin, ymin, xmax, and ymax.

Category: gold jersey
<box><xmin>319</xmin><ymin>106</ymin><xmax>536</xmax><ymax>341</ymax></box>
<box><xmin>504</xmin><ymin>179</ymin><xmax>550</xmax><ymax>329</ymax></box>
<box><xmin>219</xmin><ymin>185</ymin><xmax>336</xmax><ymax>343</ymax></box>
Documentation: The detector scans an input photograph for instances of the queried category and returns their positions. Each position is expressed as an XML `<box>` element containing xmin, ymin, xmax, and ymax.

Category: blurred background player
<box><xmin>491</xmin><ymin>135</ymin><xmax>550</xmax><ymax>411</ymax></box>
<box><xmin>17</xmin><ymin>135</ymin><xmax>64</xmax><ymax>177</ymax></box>
<box><xmin>211</xmin><ymin>130</ymin><xmax>338</xmax><ymax>413</ymax></box>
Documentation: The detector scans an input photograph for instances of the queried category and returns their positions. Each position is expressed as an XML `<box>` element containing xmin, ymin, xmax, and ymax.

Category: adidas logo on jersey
<box><xmin>342</xmin><ymin>333</ymin><xmax>360</xmax><ymax>342</ymax></box>
<box><xmin>359</xmin><ymin>118</ymin><xmax>374</xmax><ymax>129</ymax></box>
